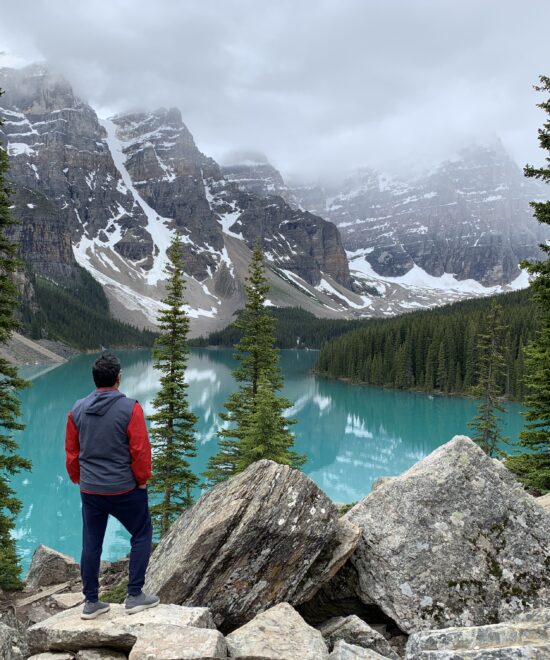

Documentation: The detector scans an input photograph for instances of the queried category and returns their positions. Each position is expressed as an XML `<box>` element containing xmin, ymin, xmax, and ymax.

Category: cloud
<box><xmin>0</xmin><ymin>0</ymin><xmax>548</xmax><ymax>181</ymax></box>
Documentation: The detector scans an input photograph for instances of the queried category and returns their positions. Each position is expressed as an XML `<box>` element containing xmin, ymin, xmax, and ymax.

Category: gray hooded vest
<box><xmin>71</xmin><ymin>389</ymin><xmax>137</xmax><ymax>494</ymax></box>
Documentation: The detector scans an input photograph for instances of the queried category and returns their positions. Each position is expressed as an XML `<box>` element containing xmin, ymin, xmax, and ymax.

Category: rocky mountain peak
<box><xmin>1</xmin><ymin>63</ymin><xmax>357</xmax><ymax>335</ymax></box>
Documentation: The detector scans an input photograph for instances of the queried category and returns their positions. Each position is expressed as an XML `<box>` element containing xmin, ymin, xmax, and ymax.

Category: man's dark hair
<box><xmin>92</xmin><ymin>353</ymin><xmax>121</xmax><ymax>387</ymax></box>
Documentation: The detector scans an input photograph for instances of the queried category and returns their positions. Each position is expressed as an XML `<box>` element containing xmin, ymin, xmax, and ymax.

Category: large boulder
<box><xmin>225</xmin><ymin>602</ymin><xmax>329</xmax><ymax>659</ymax></box>
<box><xmin>405</xmin><ymin>606</ymin><xmax>550</xmax><ymax>658</ymax></box>
<box><xmin>318</xmin><ymin>615</ymin><xmax>399</xmax><ymax>659</ymax></box>
<box><xmin>144</xmin><ymin>459</ymin><xmax>360</xmax><ymax>631</ymax></box>
<box><xmin>344</xmin><ymin>436</ymin><xmax>550</xmax><ymax>633</ymax></box>
<box><xmin>27</xmin><ymin>603</ymin><xmax>214</xmax><ymax>654</ymax></box>
<box><xmin>128</xmin><ymin>624</ymin><xmax>227</xmax><ymax>659</ymax></box>
<box><xmin>26</xmin><ymin>545</ymin><xmax>80</xmax><ymax>588</ymax></box>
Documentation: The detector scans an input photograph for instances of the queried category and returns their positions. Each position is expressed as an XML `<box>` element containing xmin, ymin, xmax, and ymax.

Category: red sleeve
<box><xmin>65</xmin><ymin>412</ymin><xmax>80</xmax><ymax>484</ymax></box>
<box><xmin>127</xmin><ymin>402</ymin><xmax>152</xmax><ymax>486</ymax></box>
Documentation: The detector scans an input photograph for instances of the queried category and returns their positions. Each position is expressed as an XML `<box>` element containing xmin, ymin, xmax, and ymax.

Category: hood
<box><xmin>84</xmin><ymin>390</ymin><xmax>126</xmax><ymax>416</ymax></box>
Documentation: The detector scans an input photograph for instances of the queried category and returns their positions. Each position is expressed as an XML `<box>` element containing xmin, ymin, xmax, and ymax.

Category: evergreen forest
<box><xmin>20</xmin><ymin>267</ymin><xmax>157</xmax><ymax>349</ymax></box>
<box><xmin>190</xmin><ymin>306</ymin><xmax>381</xmax><ymax>349</ymax></box>
<box><xmin>315</xmin><ymin>288</ymin><xmax>535</xmax><ymax>401</ymax></box>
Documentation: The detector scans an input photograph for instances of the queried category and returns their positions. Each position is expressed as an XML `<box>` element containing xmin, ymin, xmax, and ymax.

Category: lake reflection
<box><xmin>12</xmin><ymin>348</ymin><xmax>526</xmax><ymax>570</ymax></box>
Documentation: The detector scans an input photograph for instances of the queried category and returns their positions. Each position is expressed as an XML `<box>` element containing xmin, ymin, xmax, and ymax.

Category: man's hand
<box><xmin>138</xmin><ymin>484</ymin><xmax>147</xmax><ymax>489</ymax></box>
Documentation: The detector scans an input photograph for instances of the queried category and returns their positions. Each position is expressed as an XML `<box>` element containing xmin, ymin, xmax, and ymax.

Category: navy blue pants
<box><xmin>80</xmin><ymin>487</ymin><xmax>153</xmax><ymax>601</ymax></box>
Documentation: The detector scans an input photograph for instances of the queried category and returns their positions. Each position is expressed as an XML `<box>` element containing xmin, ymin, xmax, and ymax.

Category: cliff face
<box><xmin>224</xmin><ymin>145</ymin><xmax>548</xmax><ymax>288</ymax></box>
<box><xmin>0</xmin><ymin>64</ymin><xmax>355</xmax><ymax>333</ymax></box>
<box><xmin>298</xmin><ymin>145</ymin><xmax>549</xmax><ymax>287</ymax></box>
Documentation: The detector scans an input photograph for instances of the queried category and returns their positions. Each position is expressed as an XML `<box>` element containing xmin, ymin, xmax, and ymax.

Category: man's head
<box><xmin>92</xmin><ymin>353</ymin><xmax>122</xmax><ymax>388</ymax></box>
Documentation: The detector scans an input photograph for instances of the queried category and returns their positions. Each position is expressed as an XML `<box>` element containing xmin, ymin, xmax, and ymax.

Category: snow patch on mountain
<box><xmin>100</xmin><ymin>117</ymin><xmax>174</xmax><ymax>285</ymax></box>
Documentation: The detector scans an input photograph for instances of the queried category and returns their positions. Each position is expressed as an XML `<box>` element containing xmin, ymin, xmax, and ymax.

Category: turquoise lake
<box><xmin>12</xmin><ymin>348</ymin><xmax>526</xmax><ymax>572</ymax></box>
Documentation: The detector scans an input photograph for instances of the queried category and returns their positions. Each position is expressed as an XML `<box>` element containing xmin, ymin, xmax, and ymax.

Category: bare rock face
<box><xmin>128</xmin><ymin>624</ymin><xmax>227</xmax><ymax>659</ymax></box>
<box><xmin>225</xmin><ymin>602</ymin><xmax>329</xmax><ymax>659</ymax></box>
<box><xmin>345</xmin><ymin>435</ymin><xmax>550</xmax><ymax>634</ymax></box>
<box><xmin>144</xmin><ymin>459</ymin><xmax>359</xmax><ymax>631</ymax></box>
<box><xmin>25</xmin><ymin>545</ymin><xmax>80</xmax><ymax>589</ymax></box>
<box><xmin>329</xmin><ymin>640</ymin><xmax>389</xmax><ymax>659</ymax></box>
<box><xmin>318</xmin><ymin>615</ymin><xmax>399</xmax><ymax>659</ymax></box>
<box><xmin>405</xmin><ymin>606</ymin><xmax>550</xmax><ymax>659</ymax></box>
<box><xmin>0</xmin><ymin>622</ymin><xmax>23</xmax><ymax>660</ymax></box>
<box><xmin>27</xmin><ymin>603</ymin><xmax>215</xmax><ymax>654</ymax></box>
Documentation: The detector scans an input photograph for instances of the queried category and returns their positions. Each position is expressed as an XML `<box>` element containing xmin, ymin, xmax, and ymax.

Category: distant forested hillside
<box><xmin>21</xmin><ymin>268</ymin><xmax>157</xmax><ymax>349</ymax></box>
<box><xmin>315</xmin><ymin>289</ymin><xmax>535</xmax><ymax>400</ymax></box>
<box><xmin>189</xmin><ymin>306</ymin><xmax>375</xmax><ymax>349</ymax></box>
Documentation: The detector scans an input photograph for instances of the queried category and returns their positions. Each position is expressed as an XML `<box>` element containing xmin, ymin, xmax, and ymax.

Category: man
<box><xmin>65</xmin><ymin>352</ymin><xmax>159</xmax><ymax>619</ymax></box>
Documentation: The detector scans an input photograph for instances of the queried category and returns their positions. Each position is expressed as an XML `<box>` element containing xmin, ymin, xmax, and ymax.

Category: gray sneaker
<box><xmin>124</xmin><ymin>591</ymin><xmax>160</xmax><ymax>615</ymax></box>
<box><xmin>81</xmin><ymin>599</ymin><xmax>110</xmax><ymax>620</ymax></box>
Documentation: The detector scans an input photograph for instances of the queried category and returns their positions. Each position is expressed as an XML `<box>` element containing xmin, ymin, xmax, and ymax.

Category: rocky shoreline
<box><xmin>2</xmin><ymin>435</ymin><xmax>550</xmax><ymax>658</ymax></box>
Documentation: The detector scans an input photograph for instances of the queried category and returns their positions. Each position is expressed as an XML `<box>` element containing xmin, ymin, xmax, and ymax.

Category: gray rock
<box><xmin>345</xmin><ymin>436</ymin><xmax>550</xmax><ymax>633</ymax></box>
<box><xmin>318</xmin><ymin>615</ymin><xmax>398</xmax><ymax>658</ymax></box>
<box><xmin>76</xmin><ymin>651</ymin><xmax>127</xmax><ymax>660</ymax></box>
<box><xmin>128</xmin><ymin>624</ymin><xmax>227</xmax><ymax>659</ymax></box>
<box><xmin>370</xmin><ymin>477</ymin><xmax>395</xmax><ymax>493</ymax></box>
<box><xmin>145</xmin><ymin>459</ymin><xmax>359</xmax><ymax>631</ymax></box>
<box><xmin>25</xmin><ymin>545</ymin><xmax>80</xmax><ymax>589</ymax></box>
<box><xmin>28</xmin><ymin>603</ymin><xmax>214</xmax><ymax>654</ymax></box>
<box><xmin>405</xmin><ymin>606</ymin><xmax>550</xmax><ymax>658</ymax></box>
<box><xmin>225</xmin><ymin>602</ymin><xmax>329</xmax><ymax>659</ymax></box>
<box><xmin>51</xmin><ymin>592</ymin><xmax>84</xmax><ymax>609</ymax></box>
<box><xmin>0</xmin><ymin>622</ymin><xmax>22</xmax><ymax>660</ymax></box>
<box><xmin>329</xmin><ymin>640</ymin><xmax>389</xmax><ymax>659</ymax></box>
<box><xmin>28</xmin><ymin>654</ymin><xmax>75</xmax><ymax>660</ymax></box>
<box><xmin>294</xmin><ymin>517</ymin><xmax>361</xmax><ymax>605</ymax></box>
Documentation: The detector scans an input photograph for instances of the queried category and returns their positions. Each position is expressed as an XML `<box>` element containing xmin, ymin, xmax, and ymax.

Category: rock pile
<box><xmin>5</xmin><ymin>435</ymin><xmax>550</xmax><ymax>658</ymax></box>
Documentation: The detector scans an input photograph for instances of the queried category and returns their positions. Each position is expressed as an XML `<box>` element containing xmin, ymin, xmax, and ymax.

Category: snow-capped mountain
<box><xmin>321</xmin><ymin>145</ymin><xmax>548</xmax><ymax>287</ymax></box>
<box><xmin>225</xmin><ymin>145</ymin><xmax>548</xmax><ymax>292</ymax></box>
<box><xmin>0</xmin><ymin>64</ymin><xmax>363</xmax><ymax>335</ymax></box>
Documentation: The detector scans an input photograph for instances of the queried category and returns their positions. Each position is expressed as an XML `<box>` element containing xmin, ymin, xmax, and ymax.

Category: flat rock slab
<box><xmin>346</xmin><ymin>435</ymin><xmax>550</xmax><ymax>633</ymax></box>
<box><xmin>145</xmin><ymin>459</ymin><xmax>357</xmax><ymax>631</ymax></box>
<box><xmin>225</xmin><ymin>602</ymin><xmax>329</xmax><ymax>659</ymax></box>
<box><xmin>406</xmin><ymin>606</ymin><xmax>550</xmax><ymax>658</ymax></box>
<box><xmin>26</xmin><ymin>545</ymin><xmax>80</xmax><ymax>588</ymax></box>
<box><xmin>319</xmin><ymin>615</ymin><xmax>398</xmax><ymax>659</ymax></box>
<box><xmin>76</xmin><ymin>651</ymin><xmax>127</xmax><ymax>659</ymax></box>
<box><xmin>329</xmin><ymin>640</ymin><xmax>389</xmax><ymax>659</ymax></box>
<box><xmin>28</xmin><ymin>654</ymin><xmax>122</xmax><ymax>660</ymax></box>
<box><xmin>128</xmin><ymin>623</ymin><xmax>227</xmax><ymax>659</ymax></box>
<box><xmin>28</xmin><ymin>654</ymin><xmax>75</xmax><ymax>660</ymax></box>
<box><xmin>51</xmin><ymin>592</ymin><xmax>85</xmax><ymax>609</ymax></box>
<box><xmin>28</xmin><ymin>603</ymin><xmax>215</xmax><ymax>654</ymax></box>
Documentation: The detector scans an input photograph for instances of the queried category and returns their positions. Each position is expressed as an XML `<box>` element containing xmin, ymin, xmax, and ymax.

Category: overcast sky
<box><xmin>0</xmin><ymin>0</ymin><xmax>548</xmax><ymax>181</ymax></box>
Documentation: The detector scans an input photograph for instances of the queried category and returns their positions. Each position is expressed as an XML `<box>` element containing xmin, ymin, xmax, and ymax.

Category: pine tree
<box><xmin>236</xmin><ymin>372</ymin><xmax>303</xmax><ymax>470</ymax></box>
<box><xmin>507</xmin><ymin>75</ymin><xmax>550</xmax><ymax>491</ymax></box>
<box><xmin>467</xmin><ymin>302</ymin><xmax>508</xmax><ymax>457</ymax></box>
<box><xmin>203</xmin><ymin>241</ymin><xmax>304</xmax><ymax>485</ymax></box>
<box><xmin>148</xmin><ymin>236</ymin><xmax>198</xmax><ymax>537</ymax></box>
<box><xmin>0</xmin><ymin>89</ymin><xmax>31</xmax><ymax>589</ymax></box>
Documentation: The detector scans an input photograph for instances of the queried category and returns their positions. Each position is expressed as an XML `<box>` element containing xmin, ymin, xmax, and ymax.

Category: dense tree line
<box><xmin>20</xmin><ymin>269</ymin><xmax>157</xmax><ymax>349</ymax></box>
<box><xmin>315</xmin><ymin>289</ymin><xmax>535</xmax><ymax>401</ymax></box>
<box><xmin>190</xmin><ymin>306</ymin><xmax>380</xmax><ymax>350</ymax></box>
<box><xmin>0</xmin><ymin>88</ymin><xmax>31</xmax><ymax>589</ymax></box>
<box><xmin>506</xmin><ymin>75</ymin><xmax>550</xmax><ymax>491</ymax></box>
